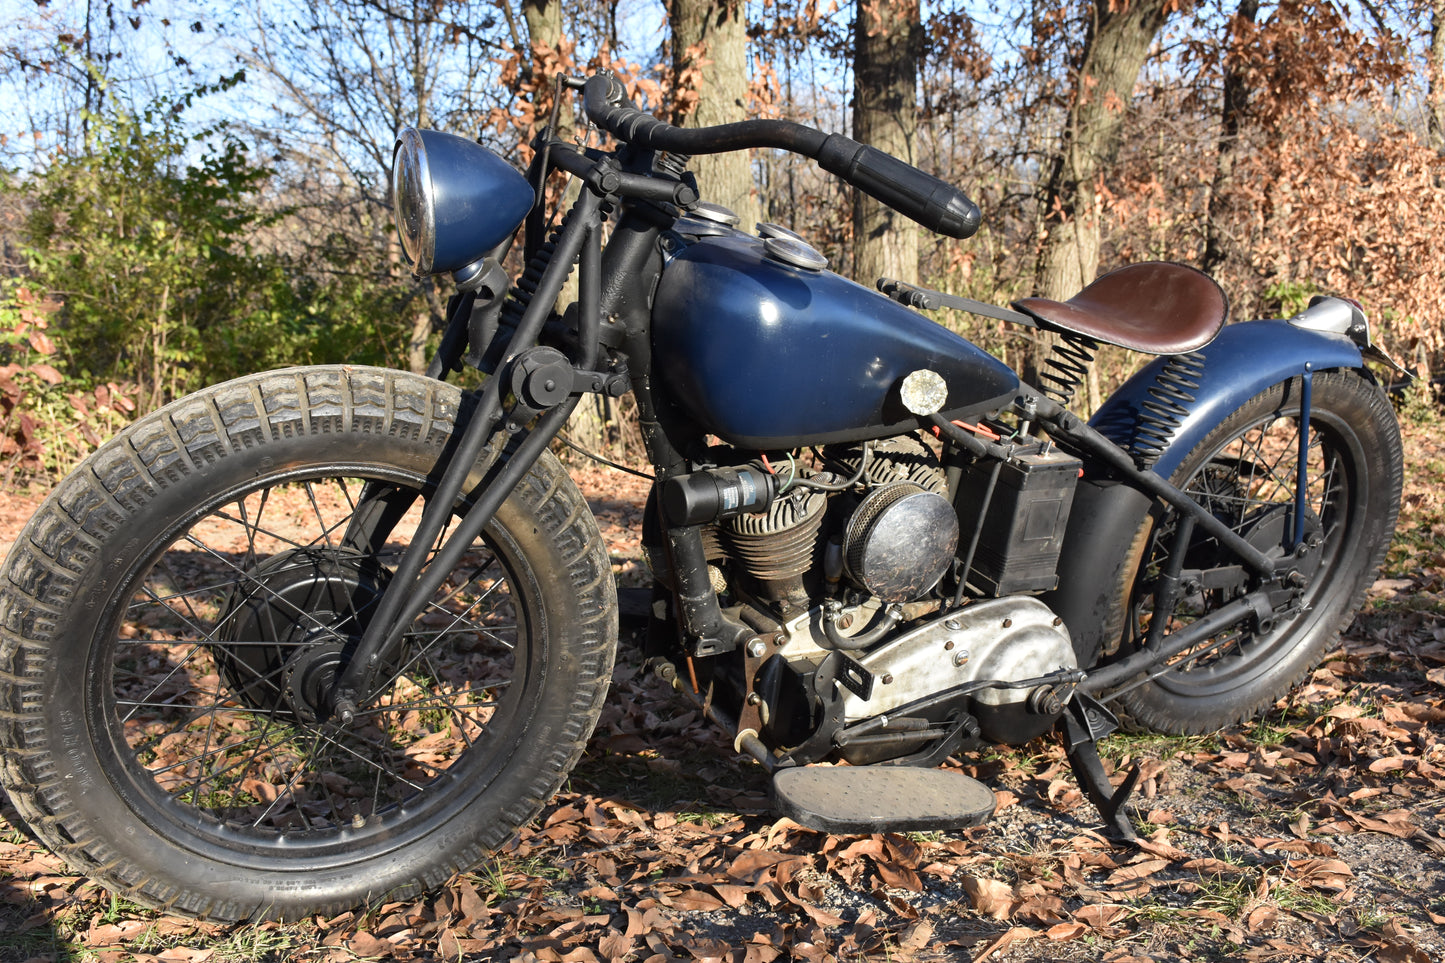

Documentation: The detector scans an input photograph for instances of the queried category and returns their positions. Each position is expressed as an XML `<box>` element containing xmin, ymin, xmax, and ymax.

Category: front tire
<box><xmin>0</xmin><ymin>367</ymin><xmax>617</xmax><ymax>920</ymax></box>
<box><xmin>1110</xmin><ymin>370</ymin><xmax>1401</xmax><ymax>734</ymax></box>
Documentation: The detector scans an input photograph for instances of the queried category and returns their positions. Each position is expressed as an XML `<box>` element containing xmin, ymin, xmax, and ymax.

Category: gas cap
<box><xmin>763</xmin><ymin>235</ymin><xmax>828</xmax><ymax>272</ymax></box>
<box><xmin>690</xmin><ymin>201</ymin><xmax>740</xmax><ymax>226</ymax></box>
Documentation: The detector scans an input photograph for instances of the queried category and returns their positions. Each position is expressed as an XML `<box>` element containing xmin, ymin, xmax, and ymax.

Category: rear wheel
<box><xmin>1111</xmin><ymin>370</ymin><xmax>1401</xmax><ymax>734</ymax></box>
<box><xmin>0</xmin><ymin>367</ymin><xmax>617</xmax><ymax>920</ymax></box>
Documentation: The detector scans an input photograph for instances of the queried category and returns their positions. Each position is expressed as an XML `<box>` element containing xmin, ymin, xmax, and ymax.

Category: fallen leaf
<box><xmin>971</xmin><ymin>925</ymin><xmax>1038</xmax><ymax>962</ymax></box>
<box><xmin>1046</xmin><ymin>921</ymin><xmax>1087</xmax><ymax>941</ymax></box>
<box><xmin>961</xmin><ymin>876</ymin><xmax>1015</xmax><ymax>919</ymax></box>
<box><xmin>1104</xmin><ymin>858</ymin><xmax>1169</xmax><ymax>885</ymax></box>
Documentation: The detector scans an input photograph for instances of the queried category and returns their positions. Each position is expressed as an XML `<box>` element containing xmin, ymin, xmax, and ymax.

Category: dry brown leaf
<box><xmin>795</xmin><ymin>899</ymin><xmax>847</xmax><ymax>928</ymax></box>
<box><xmin>87</xmin><ymin>921</ymin><xmax>152</xmax><ymax>944</ymax></box>
<box><xmin>1016</xmin><ymin>895</ymin><xmax>1068</xmax><ymax>924</ymax></box>
<box><xmin>455</xmin><ymin>878</ymin><xmax>489</xmax><ymax>921</ymax></box>
<box><xmin>1183</xmin><ymin>857</ymin><xmax>1249</xmax><ymax>876</ymax></box>
<box><xmin>729</xmin><ymin>850</ymin><xmax>791</xmax><ymax>881</ymax></box>
<box><xmin>1278</xmin><ymin>858</ymin><xmax>1353</xmax><ymax>892</ymax></box>
<box><xmin>347</xmin><ymin>932</ymin><xmax>395</xmax><ymax>956</ymax></box>
<box><xmin>1135</xmin><ymin>836</ymin><xmax>1191</xmax><ymax>861</ymax></box>
<box><xmin>579</xmin><ymin>885</ymin><xmax>619</xmax><ymax>902</ymax></box>
<box><xmin>971</xmin><ymin>925</ymin><xmax>1039</xmax><ymax>962</ymax></box>
<box><xmin>661</xmin><ymin>888</ymin><xmax>726</xmax><ymax>912</ymax></box>
<box><xmin>961</xmin><ymin>875</ymin><xmax>1015</xmax><ymax>919</ymax></box>
<box><xmin>876</xmin><ymin>861</ymin><xmax>924</xmax><ymax>893</ymax></box>
<box><xmin>1246</xmin><ymin>905</ymin><xmax>1279</xmax><ymax>934</ymax></box>
<box><xmin>1073</xmin><ymin>903</ymin><xmax>1127</xmax><ymax>930</ymax></box>
<box><xmin>156</xmin><ymin>950</ymin><xmax>214</xmax><ymax>963</ymax></box>
<box><xmin>899</xmin><ymin>920</ymin><xmax>936</xmax><ymax>951</ymax></box>
<box><xmin>712</xmin><ymin>883</ymin><xmax>751</xmax><ymax>909</ymax></box>
<box><xmin>835</xmin><ymin>838</ymin><xmax>886</xmax><ymax>861</ymax></box>
<box><xmin>561</xmin><ymin>948</ymin><xmax>603</xmax><ymax>963</ymax></box>
<box><xmin>1104</xmin><ymin>857</ymin><xmax>1169</xmax><ymax>885</ymax></box>
<box><xmin>1046</xmin><ymin>921</ymin><xmax>1087</xmax><ymax>941</ymax></box>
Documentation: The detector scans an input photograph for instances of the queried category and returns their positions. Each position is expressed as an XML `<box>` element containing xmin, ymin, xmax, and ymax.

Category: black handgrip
<box><xmin>581</xmin><ymin>73</ymin><xmax>982</xmax><ymax>240</ymax></box>
<box><xmin>816</xmin><ymin>135</ymin><xmax>980</xmax><ymax>240</ymax></box>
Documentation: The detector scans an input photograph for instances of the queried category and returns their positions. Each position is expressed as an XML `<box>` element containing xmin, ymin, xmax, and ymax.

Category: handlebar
<box><xmin>581</xmin><ymin>73</ymin><xmax>982</xmax><ymax>240</ymax></box>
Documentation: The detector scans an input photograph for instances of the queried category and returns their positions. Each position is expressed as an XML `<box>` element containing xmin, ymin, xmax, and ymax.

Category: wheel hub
<box><xmin>1238</xmin><ymin>504</ymin><xmax>1324</xmax><ymax>582</ymax></box>
<box><xmin>217</xmin><ymin>548</ymin><xmax>392</xmax><ymax>719</ymax></box>
<box><xmin>281</xmin><ymin>641</ymin><xmax>348</xmax><ymax>723</ymax></box>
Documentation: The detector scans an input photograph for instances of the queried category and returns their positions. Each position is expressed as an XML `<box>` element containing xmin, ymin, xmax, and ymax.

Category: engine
<box><xmin>647</xmin><ymin>433</ymin><xmax>1082</xmax><ymax>764</ymax></box>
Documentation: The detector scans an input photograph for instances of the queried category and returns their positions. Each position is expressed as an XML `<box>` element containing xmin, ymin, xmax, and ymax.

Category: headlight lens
<box><xmin>391</xmin><ymin>127</ymin><xmax>533</xmax><ymax>278</ymax></box>
<box><xmin>392</xmin><ymin>128</ymin><xmax>436</xmax><ymax>275</ymax></box>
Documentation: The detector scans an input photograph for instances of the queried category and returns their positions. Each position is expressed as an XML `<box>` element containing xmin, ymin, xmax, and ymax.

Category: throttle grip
<box><xmin>816</xmin><ymin>135</ymin><xmax>981</xmax><ymax>240</ymax></box>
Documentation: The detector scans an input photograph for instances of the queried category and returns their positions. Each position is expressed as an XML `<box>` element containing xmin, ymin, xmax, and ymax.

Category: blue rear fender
<box><xmin>1090</xmin><ymin>319</ymin><xmax>1366</xmax><ymax>478</ymax></box>
<box><xmin>1043</xmin><ymin>319</ymin><xmax>1366</xmax><ymax>666</ymax></box>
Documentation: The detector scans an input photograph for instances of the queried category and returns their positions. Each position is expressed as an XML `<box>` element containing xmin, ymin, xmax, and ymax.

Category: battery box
<box><xmin>955</xmin><ymin>445</ymin><xmax>1081</xmax><ymax>596</ymax></box>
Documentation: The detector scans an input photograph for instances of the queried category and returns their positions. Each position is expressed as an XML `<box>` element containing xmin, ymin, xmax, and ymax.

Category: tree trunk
<box><xmin>1028</xmin><ymin>0</ymin><xmax>1174</xmax><ymax>393</ymax></box>
<box><xmin>408</xmin><ymin>280</ymin><xmax>445</xmax><ymax>375</ymax></box>
<box><xmin>522</xmin><ymin>0</ymin><xmax>572</xmax><ymax>140</ymax></box>
<box><xmin>1202</xmin><ymin>0</ymin><xmax>1259</xmax><ymax>277</ymax></box>
<box><xmin>1034</xmin><ymin>0</ymin><xmax>1173</xmax><ymax>301</ymax></box>
<box><xmin>1430</xmin><ymin>0</ymin><xmax>1445</xmax><ymax>152</ymax></box>
<box><xmin>670</xmin><ymin>0</ymin><xmax>756</xmax><ymax>227</ymax></box>
<box><xmin>851</xmin><ymin>0</ymin><xmax>921</xmax><ymax>287</ymax></box>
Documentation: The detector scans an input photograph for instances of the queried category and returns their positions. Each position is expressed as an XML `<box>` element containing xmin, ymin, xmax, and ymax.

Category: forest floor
<box><xmin>0</xmin><ymin>422</ymin><xmax>1442</xmax><ymax>963</ymax></box>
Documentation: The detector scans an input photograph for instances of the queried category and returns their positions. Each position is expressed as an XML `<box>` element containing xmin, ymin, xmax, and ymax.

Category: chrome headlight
<box><xmin>391</xmin><ymin>127</ymin><xmax>533</xmax><ymax>277</ymax></box>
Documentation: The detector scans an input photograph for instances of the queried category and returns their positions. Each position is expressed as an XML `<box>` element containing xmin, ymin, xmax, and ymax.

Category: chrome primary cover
<box><xmin>837</xmin><ymin>597</ymin><xmax>1075</xmax><ymax>722</ymax></box>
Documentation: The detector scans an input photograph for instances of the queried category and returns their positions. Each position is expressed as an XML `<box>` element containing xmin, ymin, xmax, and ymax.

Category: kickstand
<box><xmin>1062</xmin><ymin>694</ymin><xmax>1140</xmax><ymax>841</ymax></box>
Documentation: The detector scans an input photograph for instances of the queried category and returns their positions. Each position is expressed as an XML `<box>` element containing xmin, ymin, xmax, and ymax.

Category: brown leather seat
<box><xmin>1013</xmin><ymin>261</ymin><xmax>1229</xmax><ymax>355</ymax></box>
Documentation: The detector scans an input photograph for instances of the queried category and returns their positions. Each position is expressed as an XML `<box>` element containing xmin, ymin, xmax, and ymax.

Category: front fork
<box><xmin>327</xmin><ymin>187</ymin><xmax>612</xmax><ymax>721</ymax></box>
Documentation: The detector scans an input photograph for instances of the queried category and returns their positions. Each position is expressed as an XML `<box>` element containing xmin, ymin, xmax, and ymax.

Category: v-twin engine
<box><xmin>648</xmin><ymin>434</ymin><xmax>1081</xmax><ymax>757</ymax></box>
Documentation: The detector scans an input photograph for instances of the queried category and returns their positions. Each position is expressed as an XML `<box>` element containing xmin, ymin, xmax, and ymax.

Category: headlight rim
<box><xmin>392</xmin><ymin>127</ymin><xmax>437</xmax><ymax>276</ymax></box>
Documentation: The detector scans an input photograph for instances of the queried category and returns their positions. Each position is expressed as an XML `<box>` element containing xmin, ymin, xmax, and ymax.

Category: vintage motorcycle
<box><xmin>0</xmin><ymin>73</ymin><xmax>1404</xmax><ymax>920</ymax></box>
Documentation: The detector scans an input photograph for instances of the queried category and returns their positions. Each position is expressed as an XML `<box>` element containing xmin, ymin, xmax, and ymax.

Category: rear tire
<box><xmin>0</xmin><ymin>366</ymin><xmax>617</xmax><ymax>920</ymax></box>
<box><xmin>1110</xmin><ymin>370</ymin><xmax>1401</xmax><ymax>734</ymax></box>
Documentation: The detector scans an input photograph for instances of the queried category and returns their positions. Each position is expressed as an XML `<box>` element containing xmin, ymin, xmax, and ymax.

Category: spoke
<box><xmin>1237</xmin><ymin>421</ymin><xmax>1300</xmax><ymax>505</ymax></box>
<box><xmin>246</xmin><ymin>488</ymin><xmax>272</xmax><ymax>563</ymax></box>
<box><xmin>116</xmin><ymin>637</ymin><xmax>218</xmax><ymax>725</ymax></box>
<box><xmin>171</xmin><ymin>535</ymin><xmax>353</xmax><ymax>644</ymax></box>
<box><xmin>304</xmin><ymin>480</ymin><xmax>338</xmax><ymax>551</ymax></box>
<box><xmin>375</xmin><ymin>680</ymin><xmax>512</xmax><ymax>716</ymax></box>
<box><xmin>370</xmin><ymin>574</ymin><xmax>515</xmax><ymax>697</ymax></box>
<box><xmin>207</xmin><ymin>492</ymin><xmax>366</xmax><ymax>559</ymax></box>
<box><xmin>425</xmin><ymin>552</ymin><xmax>502</xmax><ymax>615</ymax></box>
<box><xmin>290</xmin><ymin>727</ymin><xmax>328</xmax><ymax>832</ymax></box>
<box><xmin>142</xmin><ymin>735</ymin><xmax>257</xmax><ymax>781</ymax></box>
<box><xmin>305</xmin><ymin>723</ymin><xmax>433</xmax><ymax>794</ymax></box>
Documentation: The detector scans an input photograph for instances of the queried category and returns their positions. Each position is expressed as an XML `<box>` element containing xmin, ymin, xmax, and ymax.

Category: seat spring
<box><xmin>1134</xmin><ymin>351</ymin><xmax>1206</xmax><ymax>468</ymax></box>
<box><xmin>1039</xmin><ymin>333</ymin><xmax>1100</xmax><ymax>407</ymax></box>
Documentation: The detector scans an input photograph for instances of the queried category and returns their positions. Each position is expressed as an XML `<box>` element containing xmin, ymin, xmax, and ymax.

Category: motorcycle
<box><xmin>0</xmin><ymin>72</ymin><xmax>1404</xmax><ymax>921</ymax></box>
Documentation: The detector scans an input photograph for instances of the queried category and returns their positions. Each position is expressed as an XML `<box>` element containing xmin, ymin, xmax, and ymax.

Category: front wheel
<box><xmin>0</xmin><ymin>367</ymin><xmax>617</xmax><ymax>920</ymax></box>
<box><xmin>1109</xmin><ymin>369</ymin><xmax>1402</xmax><ymax>734</ymax></box>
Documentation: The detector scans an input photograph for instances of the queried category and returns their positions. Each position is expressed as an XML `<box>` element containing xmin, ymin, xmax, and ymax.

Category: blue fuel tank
<box><xmin>651</xmin><ymin>232</ymin><xmax>1019</xmax><ymax>449</ymax></box>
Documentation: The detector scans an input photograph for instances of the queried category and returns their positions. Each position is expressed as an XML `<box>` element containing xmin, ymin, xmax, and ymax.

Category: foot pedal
<box><xmin>772</xmin><ymin>766</ymin><xmax>996</xmax><ymax>834</ymax></box>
